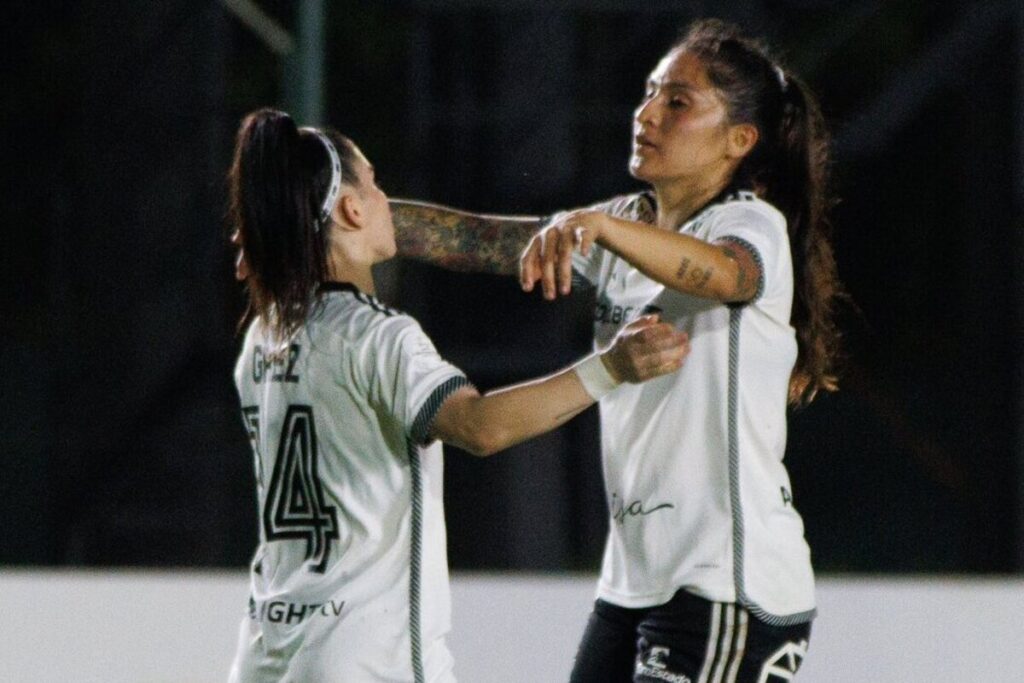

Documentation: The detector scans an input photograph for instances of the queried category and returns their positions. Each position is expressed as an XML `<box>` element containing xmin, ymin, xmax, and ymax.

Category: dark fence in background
<box><xmin>2</xmin><ymin>0</ymin><xmax>1022</xmax><ymax>572</ymax></box>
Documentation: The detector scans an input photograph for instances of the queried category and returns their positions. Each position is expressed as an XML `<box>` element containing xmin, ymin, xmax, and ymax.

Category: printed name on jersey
<box><xmin>252</xmin><ymin>343</ymin><xmax>301</xmax><ymax>383</ymax></box>
<box><xmin>263</xmin><ymin>405</ymin><xmax>340</xmax><ymax>573</ymax></box>
<box><xmin>248</xmin><ymin>595</ymin><xmax>346</xmax><ymax>625</ymax></box>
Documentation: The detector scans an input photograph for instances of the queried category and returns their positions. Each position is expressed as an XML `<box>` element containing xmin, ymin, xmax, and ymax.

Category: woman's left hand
<box><xmin>520</xmin><ymin>210</ymin><xmax>607</xmax><ymax>299</ymax></box>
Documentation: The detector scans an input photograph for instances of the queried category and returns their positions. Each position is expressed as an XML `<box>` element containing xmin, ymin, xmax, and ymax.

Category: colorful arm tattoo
<box><xmin>390</xmin><ymin>199</ymin><xmax>545</xmax><ymax>276</ymax></box>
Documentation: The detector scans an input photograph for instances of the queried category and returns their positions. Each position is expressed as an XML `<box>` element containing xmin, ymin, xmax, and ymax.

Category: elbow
<box><xmin>709</xmin><ymin>285</ymin><xmax>737</xmax><ymax>303</ymax></box>
<box><xmin>702</xmin><ymin>267</ymin><xmax>751</xmax><ymax>303</ymax></box>
<box><xmin>677</xmin><ymin>281</ymin><xmax>734</xmax><ymax>303</ymax></box>
<box><xmin>441</xmin><ymin>395</ymin><xmax>516</xmax><ymax>457</ymax></box>
<box><xmin>718</xmin><ymin>288</ymin><xmax>752</xmax><ymax>304</ymax></box>
<box><xmin>461</xmin><ymin>425</ymin><xmax>511</xmax><ymax>458</ymax></box>
<box><xmin>708</xmin><ymin>264</ymin><xmax>742</xmax><ymax>302</ymax></box>
<box><xmin>718</xmin><ymin>281</ymin><xmax>756</xmax><ymax>304</ymax></box>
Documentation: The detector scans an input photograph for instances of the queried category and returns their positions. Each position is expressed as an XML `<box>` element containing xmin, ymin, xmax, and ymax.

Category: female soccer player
<box><xmin>391</xmin><ymin>19</ymin><xmax>842</xmax><ymax>682</ymax></box>
<box><xmin>225</xmin><ymin>108</ymin><xmax>689</xmax><ymax>683</ymax></box>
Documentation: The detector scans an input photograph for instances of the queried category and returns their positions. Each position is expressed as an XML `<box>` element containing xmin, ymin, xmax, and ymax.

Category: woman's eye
<box><xmin>669</xmin><ymin>98</ymin><xmax>687</xmax><ymax>109</ymax></box>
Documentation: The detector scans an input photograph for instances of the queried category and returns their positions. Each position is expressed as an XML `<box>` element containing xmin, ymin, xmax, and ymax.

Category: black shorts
<box><xmin>569</xmin><ymin>589</ymin><xmax>811</xmax><ymax>683</ymax></box>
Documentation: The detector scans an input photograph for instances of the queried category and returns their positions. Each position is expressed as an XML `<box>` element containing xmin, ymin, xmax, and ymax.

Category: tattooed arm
<box><xmin>522</xmin><ymin>210</ymin><xmax>762</xmax><ymax>303</ymax></box>
<box><xmin>390</xmin><ymin>199</ymin><xmax>546</xmax><ymax>276</ymax></box>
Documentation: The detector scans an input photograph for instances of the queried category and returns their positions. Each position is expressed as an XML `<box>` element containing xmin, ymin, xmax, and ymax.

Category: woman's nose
<box><xmin>634</xmin><ymin>97</ymin><xmax>658</xmax><ymax>127</ymax></box>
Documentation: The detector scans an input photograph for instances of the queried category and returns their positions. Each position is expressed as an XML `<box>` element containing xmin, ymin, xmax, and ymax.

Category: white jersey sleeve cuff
<box><xmin>410</xmin><ymin>375</ymin><xmax>474</xmax><ymax>445</ymax></box>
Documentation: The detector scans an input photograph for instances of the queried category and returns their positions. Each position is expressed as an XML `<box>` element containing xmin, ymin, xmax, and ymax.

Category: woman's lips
<box><xmin>634</xmin><ymin>134</ymin><xmax>656</xmax><ymax>150</ymax></box>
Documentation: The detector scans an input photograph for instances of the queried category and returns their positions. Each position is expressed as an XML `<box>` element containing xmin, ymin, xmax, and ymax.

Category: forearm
<box><xmin>429</xmin><ymin>317</ymin><xmax>688</xmax><ymax>456</ymax></box>
<box><xmin>432</xmin><ymin>367</ymin><xmax>594</xmax><ymax>457</ymax></box>
<box><xmin>599</xmin><ymin>217</ymin><xmax>749</xmax><ymax>302</ymax></box>
<box><xmin>390</xmin><ymin>199</ymin><xmax>544</xmax><ymax>276</ymax></box>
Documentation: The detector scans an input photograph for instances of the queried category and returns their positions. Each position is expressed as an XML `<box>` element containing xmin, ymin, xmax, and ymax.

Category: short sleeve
<box><xmin>704</xmin><ymin>202</ymin><xmax>789</xmax><ymax>301</ymax></box>
<box><xmin>366</xmin><ymin>315</ymin><xmax>470</xmax><ymax>445</ymax></box>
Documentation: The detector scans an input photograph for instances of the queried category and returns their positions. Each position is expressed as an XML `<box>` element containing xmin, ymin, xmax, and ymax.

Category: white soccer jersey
<box><xmin>229</xmin><ymin>282</ymin><xmax>469</xmax><ymax>683</ymax></box>
<box><xmin>571</xmin><ymin>190</ymin><xmax>816</xmax><ymax>625</ymax></box>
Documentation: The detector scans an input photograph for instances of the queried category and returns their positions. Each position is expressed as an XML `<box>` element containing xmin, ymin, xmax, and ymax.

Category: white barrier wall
<box><xmin>1</xmin><ymin>571</ymin><xmax>1022</xmax><ymax>682</ymax></box>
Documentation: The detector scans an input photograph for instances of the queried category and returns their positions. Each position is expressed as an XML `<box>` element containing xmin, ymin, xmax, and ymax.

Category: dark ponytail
<box><xmin>228</xmin><ymin>108</ymin><xmax>358</xmax><ymax>339</ymax></box>
<box><xmin>676</xmin><ymin>19</ymin><xmax>844</xmax><ymax>405</ymax></box>
<box><xmin>771</xmin><ymin>75</ymin><xmax>842</xmax><ymax>405</ymax></box>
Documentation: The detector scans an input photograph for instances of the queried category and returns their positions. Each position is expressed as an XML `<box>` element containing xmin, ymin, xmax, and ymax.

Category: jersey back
<box><xmin>230</xmin><ymin>283</ymin><xmax>468</xmax><ymax>683</ymax></box>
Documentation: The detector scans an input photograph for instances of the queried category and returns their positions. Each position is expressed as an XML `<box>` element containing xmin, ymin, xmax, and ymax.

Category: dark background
<box><xmin>3</xmin><ymin>0</ymin><xmax>1022</xmax><ymax>573</ymax></box>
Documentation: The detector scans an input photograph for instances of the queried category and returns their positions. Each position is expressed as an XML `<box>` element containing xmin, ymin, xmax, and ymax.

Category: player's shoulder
<box><xmin>314</xmin><ymin>282</ymin><xmax>422</xmax><ymax>348</ymax></box>
<box><xmin>710</xmin><ymin>190</ymin><xmax>787</xmax><ymax>231</ymax></box>
<box><xmin>588</xmin><ymin>191</ymin><xmax>656</xmax><ymax>224</ymax></box>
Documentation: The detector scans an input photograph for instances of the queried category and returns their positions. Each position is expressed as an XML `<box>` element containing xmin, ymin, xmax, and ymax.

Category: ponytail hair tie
<box><xmin>773</xmin><ymin>64</ymin><xmax>788</xmax><ymax>93</ymax></box>
<box><xmin>302</xmin><ymin>128</ymin><xmax>343</xmax><ymax>230</ymax></box>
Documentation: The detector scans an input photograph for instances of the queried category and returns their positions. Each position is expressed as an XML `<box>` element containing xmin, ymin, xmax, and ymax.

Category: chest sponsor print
<box><xmin>611</xmin><ymin>491</ymin><xmax>675</xmax><ymax>526</ymax></box>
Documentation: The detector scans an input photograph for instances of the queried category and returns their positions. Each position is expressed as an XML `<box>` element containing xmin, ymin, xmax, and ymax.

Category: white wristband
<box><xmin>573</xmin><ymin>353</ymin><xmax>621</xmax><ymax>400</ymax></box>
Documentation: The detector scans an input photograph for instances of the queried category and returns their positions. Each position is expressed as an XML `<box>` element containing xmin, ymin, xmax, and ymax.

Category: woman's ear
<box><xmin>727</xmin><ymin>123</ymin><xmax>759</xmax><ymax>159</ymax></box>
<box><xmin>337</xmin><ymin>192</ymin><xmax>364</xmax><ymax>229</ymax></box>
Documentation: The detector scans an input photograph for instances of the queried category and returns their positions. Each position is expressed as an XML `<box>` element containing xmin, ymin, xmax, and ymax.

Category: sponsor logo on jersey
<box><xmin>611</xmin><ymin>491</ymin><xmax>675</xmax><ymax>525</ymax></box>
<box><xmin>248</xmin><ymin>596</ymin><xmax>346</xmax><ymax>625</ymax></box>
<box><xmin>593</xmin><ymin>292</ymin><xmax>663</xmax><ymax>328</ymax></box>
<box><xmin>595</xmin><ymin>299</ymin><xmax>636</xmax><ymax>325</ymax></box>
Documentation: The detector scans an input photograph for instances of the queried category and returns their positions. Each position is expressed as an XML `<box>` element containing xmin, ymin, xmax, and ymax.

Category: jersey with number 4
<box><xmin>229</xmin><ymin>282</ymin><xmax>469</xmax><ymax>683</ymax></box>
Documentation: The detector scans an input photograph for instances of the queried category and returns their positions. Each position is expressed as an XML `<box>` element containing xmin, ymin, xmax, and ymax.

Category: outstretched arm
<box><xmin>391</xmin><ymin>199</ymin><xmax>545</xmax><ymax>276</ymax></box>
<box><xmin>521</xmin><ymin>210</ymin><xmax>762</xmax><ymax>303</ymax></box>
<box><xmin>429</xmin><ymin>316</ymin><xmax>689</xmax><ymax>456</ymax></box>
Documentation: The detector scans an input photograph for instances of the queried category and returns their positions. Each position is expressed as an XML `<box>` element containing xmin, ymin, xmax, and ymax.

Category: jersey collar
<box><xmin>318</xmin><ymin>281</ymin><xmax>363</xmax><ymax>295</ymax></box>
<box><xmin>641</xmin><ymin>182</ymin><xmax>753</xmax><ymax>231</ymax></box>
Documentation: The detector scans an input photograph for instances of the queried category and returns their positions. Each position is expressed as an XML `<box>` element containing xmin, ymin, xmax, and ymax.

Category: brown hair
<box><xmin>676</xmin><ymin>19</ymin><xmax>844</xmax><ymax>405</ymax></box>
<box><xmin>227</xmin><ymin>108</ymin><xmax>358</xmax><ymax>340</ymax></box>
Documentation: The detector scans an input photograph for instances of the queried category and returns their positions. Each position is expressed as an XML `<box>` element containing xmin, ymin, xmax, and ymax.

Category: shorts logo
<box><xmin>648</xmin><ymin>647</ymin><xmax>670</xmax><ymax>670</ymax></box>
<box><xmin>757</xmin><ymin>639</ymin><xmax>808</xmax><ymax>683</ymax></box>
<box><xmin>635</xmin><ymin>646</ymin><xmax>692</xmax><ymax>683</ymax></box>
